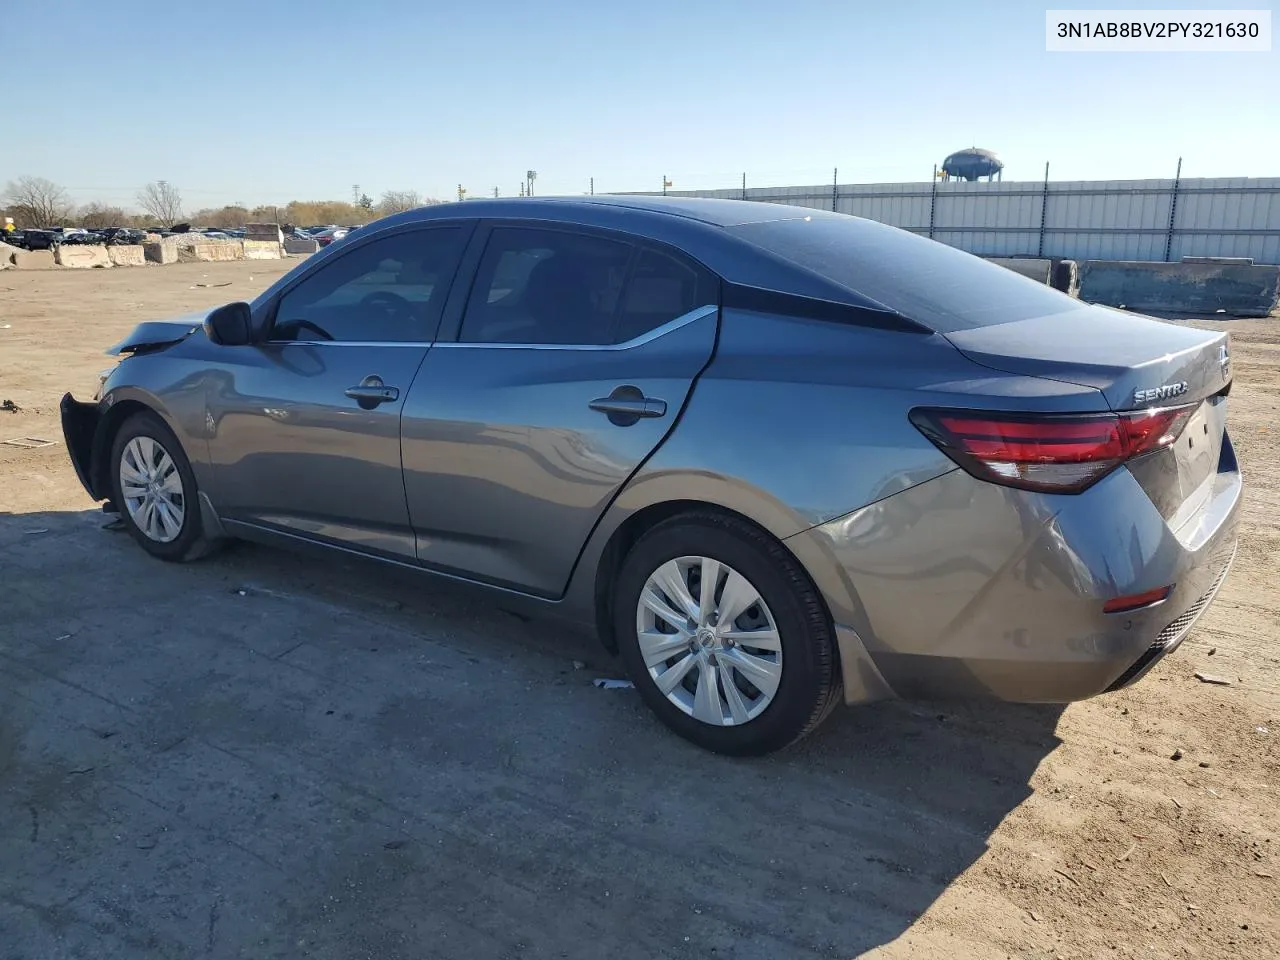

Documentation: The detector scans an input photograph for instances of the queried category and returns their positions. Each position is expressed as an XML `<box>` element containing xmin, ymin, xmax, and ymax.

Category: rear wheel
<box><xmin>614</xmin><ymin>512</ymin><xmax>840</xmax><ymax>755</ymax></box>
<box><xmin>110</xmin><ymin>411</ymin><xmax>219</xmax><ymax>562</ymax></box>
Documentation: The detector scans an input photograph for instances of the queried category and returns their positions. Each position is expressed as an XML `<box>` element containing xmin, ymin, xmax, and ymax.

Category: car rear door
<box><xmin>206</xmin><ymin>223</ymin><xmax>472</xmax><ymax>558</ymax></box>
<box><xmin>400</xmin><ymin>222</ymin><xmax>720</xmax><ymax>596</ymax></box>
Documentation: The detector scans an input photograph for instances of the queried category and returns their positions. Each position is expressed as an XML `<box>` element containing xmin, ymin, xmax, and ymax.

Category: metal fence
<box><xmin>631</xmin><ymin>175</ymin><xmax>1280</xmax><ymax>264</ymax></box>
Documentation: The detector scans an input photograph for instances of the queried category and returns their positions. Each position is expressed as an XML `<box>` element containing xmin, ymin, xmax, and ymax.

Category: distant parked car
<box><xmin>312</xmin><ymin>226</ymin><xmax>349</xmax><ymax>247</ymax></box>
<box><xmin>17</xmin><ymin>229</ymin><xmax>60</xmax><ymax>251</ymax></box>
<box><xmin>60</xmin><ymin>231</ymin><xmax>106</xmax><ymax>246</ymax></box>
<box><xmin>97</xmin><ymin>227</ymin><xmax>147</xmax><ymax>246</ymax></box>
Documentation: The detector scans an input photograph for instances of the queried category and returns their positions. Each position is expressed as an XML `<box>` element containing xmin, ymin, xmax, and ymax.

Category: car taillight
<box><xmin>909</xmin><ymin>405</ymin><xmax>1195</xmax><ymax>493</ymax></box>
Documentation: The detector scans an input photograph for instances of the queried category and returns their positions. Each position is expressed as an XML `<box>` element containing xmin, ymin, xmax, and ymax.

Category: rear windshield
<box><xmin>727</xmin><ymin>216</ymin><xmax>1078</xmax><ymax>332</ymax></box>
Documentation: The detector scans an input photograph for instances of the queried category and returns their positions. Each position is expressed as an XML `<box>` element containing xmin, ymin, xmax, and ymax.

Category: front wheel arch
<box><xmin>108</xmin><ymin>409</ymin><xmax>222</xmax><ymax>561</ymax></box>
<box><xmin>91</xmin><ymin>399</ymin><xmax>156</xmax><ymax>500</ymax></box>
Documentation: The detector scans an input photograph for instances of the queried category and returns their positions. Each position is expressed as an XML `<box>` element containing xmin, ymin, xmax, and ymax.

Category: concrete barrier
<box><xmin>1079</xmin><ymin>260</ymin><xmax>1280</xmax><ymax>318</ymax></box>
<box><xmin>245</xmin><ymin>222</ymin><xmax>284</xmax><ymax>243</ymax></box>
<box><xmin>11</xmin><ymin>248</ymin><xmax>56</xmax><ymax>269</ymax></box>
<box><xmin>989</xmin><ymin>257</ymin><xmax>1079</xmax><ymax>297</ymax></box>
<box><xmin>54</xmin><ymin>244</ymin><xmax>112</xmax><ymax>269</ymax></box>
<box><xmin>107</xmin><ymin>244</ymin><xmax>146</xmax><ymax>267</ymax></box>
<box><xmin>178</xmin><ymin>241</ymin><xmax>244</xmax><ymax>263</ymax></box>
<box><xmin>990</xmin><ymin>257</ymin><xmax>1052</xmax><ymax>284</ymax></box>
<box><xmin>284</xmin><ymin>238</ymin><xmax>320</xmax><ymax>255</ymax></box>
<box><xmin>243</xmin><ymin>239</ymin><xmax>283</xmax><ymax>260</ymax></box>
<box><xmin>144</xmin><ymin>241</ymin><xmax>178</xmax><ymax>264</ymax></box>
<box><xmin>0</xmin><ymin>241</ymin><xmax>18</xmax><ymax>268</ymax></box>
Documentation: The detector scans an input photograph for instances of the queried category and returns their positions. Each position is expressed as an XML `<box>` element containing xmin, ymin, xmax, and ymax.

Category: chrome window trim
<box><xmin>261</xmin><ymin>340</ymin><xmax>434</xmax><ymax>348</ymax></box>
<box><xmin>435</xmin><ymin>304</ymin><xmax>718</xmax><ymax>352</ymax></box>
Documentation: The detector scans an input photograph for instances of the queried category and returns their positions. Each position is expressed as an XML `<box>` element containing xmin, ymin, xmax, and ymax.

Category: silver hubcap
<box><xmin>636</xmin><ymin>556</ymin><xmax>782</xmax><ymax>726</ymax></box>
<box><xmin>119</xmin><ymin>436</ymin><xmax>185</xmax><ymax>543</ymax></box>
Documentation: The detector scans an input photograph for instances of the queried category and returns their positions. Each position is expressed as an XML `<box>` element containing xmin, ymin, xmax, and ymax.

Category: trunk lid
<box><xmin>941</xmin><ymin>303</ymin><xmax>1231</xmax><ymax>413</ymax></box>
<box><xmin>943</xmin><ymin>303</ymin><xmax>1233</xmax><ymax>519</ymax></box>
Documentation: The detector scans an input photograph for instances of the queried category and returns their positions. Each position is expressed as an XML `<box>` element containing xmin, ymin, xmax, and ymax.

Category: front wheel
<box><xmin>110</xmin><ymin>411</ymin><xmax>220</xmax><ymax>562</ymax></box>
<box><xmin>614</xmin><ymin>513</ymin><xmax>841</xmax><ymax>756</ymax></box>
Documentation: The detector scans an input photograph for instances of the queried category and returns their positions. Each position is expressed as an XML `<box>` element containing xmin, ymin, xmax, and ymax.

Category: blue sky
<box><xmin>3</xmin><ymin>0</ymin><xmax>1276</xmax><ymax>208</ymax></box>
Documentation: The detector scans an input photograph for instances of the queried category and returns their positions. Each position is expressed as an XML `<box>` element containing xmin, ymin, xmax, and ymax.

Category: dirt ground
<box><xmin>1</xmin><ymin>260</ymin><xmax>1277</xmax><ymax>960</ymax></box>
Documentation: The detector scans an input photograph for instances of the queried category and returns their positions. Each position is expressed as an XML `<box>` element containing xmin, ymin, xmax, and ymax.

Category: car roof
<box><xmin>256</xmin><ymin>195</ymin><xmax>916</xmax><ymax>326</ymax></box>
<box><xmin>400</xmin><ymin>195</ymin><xmax>841</xmax><ymax>228</ymax></box>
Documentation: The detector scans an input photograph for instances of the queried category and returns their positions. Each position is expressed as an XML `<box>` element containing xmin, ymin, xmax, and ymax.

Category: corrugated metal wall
<box><xmin>638</xmin><ymin>178</ymin><xmax>1280</xmax><ymax>264</ymax></box>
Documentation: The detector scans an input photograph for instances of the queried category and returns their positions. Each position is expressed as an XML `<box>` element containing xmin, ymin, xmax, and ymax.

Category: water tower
<box><xmin>941</xmin><ymin>147</ymin><xmax>1003</xmax><ymax>182</ymax></box>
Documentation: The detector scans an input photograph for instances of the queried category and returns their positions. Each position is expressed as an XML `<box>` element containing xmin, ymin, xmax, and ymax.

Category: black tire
<box><xmin>613</xmin><ymin>512</ymin><xmax>841</xmax><ymax>756</ymax></box>
<box><xmin>109</xmin><ymin>410</ymin><xmax>220</xmax><ymax>562</ymax></box>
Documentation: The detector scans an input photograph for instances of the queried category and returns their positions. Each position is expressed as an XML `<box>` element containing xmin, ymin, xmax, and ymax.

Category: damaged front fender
<box><xmin>106</xmin><ymin>315</ymin><xmax>204</xmax><ymax>356</ymax></box>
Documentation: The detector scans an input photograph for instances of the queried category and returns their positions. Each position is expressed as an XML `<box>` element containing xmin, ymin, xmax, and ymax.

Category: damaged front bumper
<box><xmin>60</xmin><ymin>392</ymin><xmax>104</xmax><ymax>500</ymax></box>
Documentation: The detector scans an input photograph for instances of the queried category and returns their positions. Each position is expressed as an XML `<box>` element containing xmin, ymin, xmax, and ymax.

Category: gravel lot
<box><xmin>1</xmin><ymin>260</ymin><xmax>1277</xmax><ymax>959</ymax></box>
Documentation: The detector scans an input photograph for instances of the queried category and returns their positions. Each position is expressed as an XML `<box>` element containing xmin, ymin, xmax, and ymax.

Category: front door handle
<box><xmin>589</xmin><ymin>386</ymin><xmax>667</xmax><ymax>427</ymax></box>
<box><xmin>345</xmin><ymin>375</ymin><xmax>399</xmax><ymax>409</ymax></box>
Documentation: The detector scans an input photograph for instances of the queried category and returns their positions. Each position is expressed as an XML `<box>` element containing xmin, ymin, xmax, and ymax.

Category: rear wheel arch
<box><xmin>592</xmin><ymin>499</ymin><xmax>835</xmax><ymax>655</ymax></box>
<box><xmin>608</xmin><ymin>505</ymin><xmax>843</xmax><ymax>754</ymax></box>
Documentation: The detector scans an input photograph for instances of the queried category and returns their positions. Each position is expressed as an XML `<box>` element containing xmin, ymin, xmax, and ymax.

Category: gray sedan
<box><xmin>61</xmin><ymin>197</ymin><xmax>1240</xmax><ymax>755</ymax></box>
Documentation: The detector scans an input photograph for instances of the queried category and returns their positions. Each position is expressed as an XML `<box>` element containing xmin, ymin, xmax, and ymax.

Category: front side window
<box><xmin>459</xmin><ymin>227</ymin><xmax>634</xmax><ymax>345</ymax></box>
<box><xmin>272</xmin><ymin>227</ymin><xmax>463</xmax><ymax>343</ymax></box>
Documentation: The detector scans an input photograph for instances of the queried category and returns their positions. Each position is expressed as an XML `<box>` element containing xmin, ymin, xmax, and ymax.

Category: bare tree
<box><xmin>4</xmin><ymin>176</ymin><xmax>74</xmax><ymax>227</ymax></box>
<box><xmin>78</xmin><ymin>202</ymin><xmax>130</xmax><ymax>229</ymax></box>
<box><xmin>378</xmin><ymin>190</ymin><xmax>422</xmax><ymax>215</ymax></box>
<box><xmin>190</xmin><ymin>205</ymin><xmax>250</xmax><ymax>229</ymax></box>
<box><xmin>137</xmin><ymin>181</ymin><xmax>184</xmax><ymax>226</ymax></box>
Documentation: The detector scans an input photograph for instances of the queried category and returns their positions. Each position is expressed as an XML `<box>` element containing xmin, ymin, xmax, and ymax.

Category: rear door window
<box><xmin>459</xmin><ymin>227</ymin><xmax>634</xmax><ymax>345</ymax></box>
<box><xmin>612</xmin><ymin>248</ymin><xmax>717</xmax><ymax>344</ymax></box>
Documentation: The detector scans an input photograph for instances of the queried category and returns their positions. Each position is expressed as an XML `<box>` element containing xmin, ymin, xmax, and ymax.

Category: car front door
<box><xmin>207</xmin><ymin>223</ymin><xmax>471</xmax><ymax>558</ymax></box>
<box><xmin>400</xmin><ymin>223</ymin><xmax>720</xmax><ymax>595</ymax></box>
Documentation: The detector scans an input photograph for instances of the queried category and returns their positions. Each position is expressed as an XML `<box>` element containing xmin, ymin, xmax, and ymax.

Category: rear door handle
<box><xmin>345</xmin><ymin>375</ymin><xmax>399</xmax><ymax>409</ymax></box>
<box><xmin>588</xmin><ymin>398</ymin><xmax>666</xmax><ymax>418</ymax></box>
<box><xmin>589</xmin><ymin>386</ymin><xmax>667</xmax><ymax>426</ymax></box>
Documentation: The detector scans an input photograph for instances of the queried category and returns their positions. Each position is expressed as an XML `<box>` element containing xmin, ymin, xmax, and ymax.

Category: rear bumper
<box><xmin>60</xmin><ymin>392</ymin><xmax>103</xmax><ymax>500</ymax></box>
<box><xmin>1103</xmin><ymin>540</ymin><xmax>1235</xmax><ymax>691</ymax></box>
<box><xmin>790</xmin><ymin>446</ymin><xmax>1242</xmax><ymax>705</ymax></box>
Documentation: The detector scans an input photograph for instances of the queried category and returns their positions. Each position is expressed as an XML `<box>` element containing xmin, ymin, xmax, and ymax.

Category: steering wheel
<box><xmin>280</xmin><ymin>318</ymin><xmax>334</xmax><ymax>341</ymax></box>
<box><xmin>361</xmin><ymin>291</ymin><xmax>413</xmax><ymax>317</ymax></box>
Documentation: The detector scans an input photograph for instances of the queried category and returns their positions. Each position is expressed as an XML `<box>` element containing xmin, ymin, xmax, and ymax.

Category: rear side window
<box><xmin>727</xmin><ymin>217</ymin><xmax>1078</xmax><ymax>333</ymax></box>
<box><xmin>459</xmin><ymin>228</ymin><xmax>719</xmax><ymax>346</ymax></box>
<box><xmin>613</xmin><ymin>248</ymin><xmax>716</xmax><ymax>344</ymax></box>
<box><xmin>460</xmin><ymin>227</ymin><xmax>633</xmax><ymax>345</ymax></box>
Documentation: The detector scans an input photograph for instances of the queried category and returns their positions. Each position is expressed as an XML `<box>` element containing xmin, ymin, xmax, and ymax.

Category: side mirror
<box><xmin>204</xmin><ymin>301</ymin><xmax>254</xmax><ymax>346</ymax></box>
